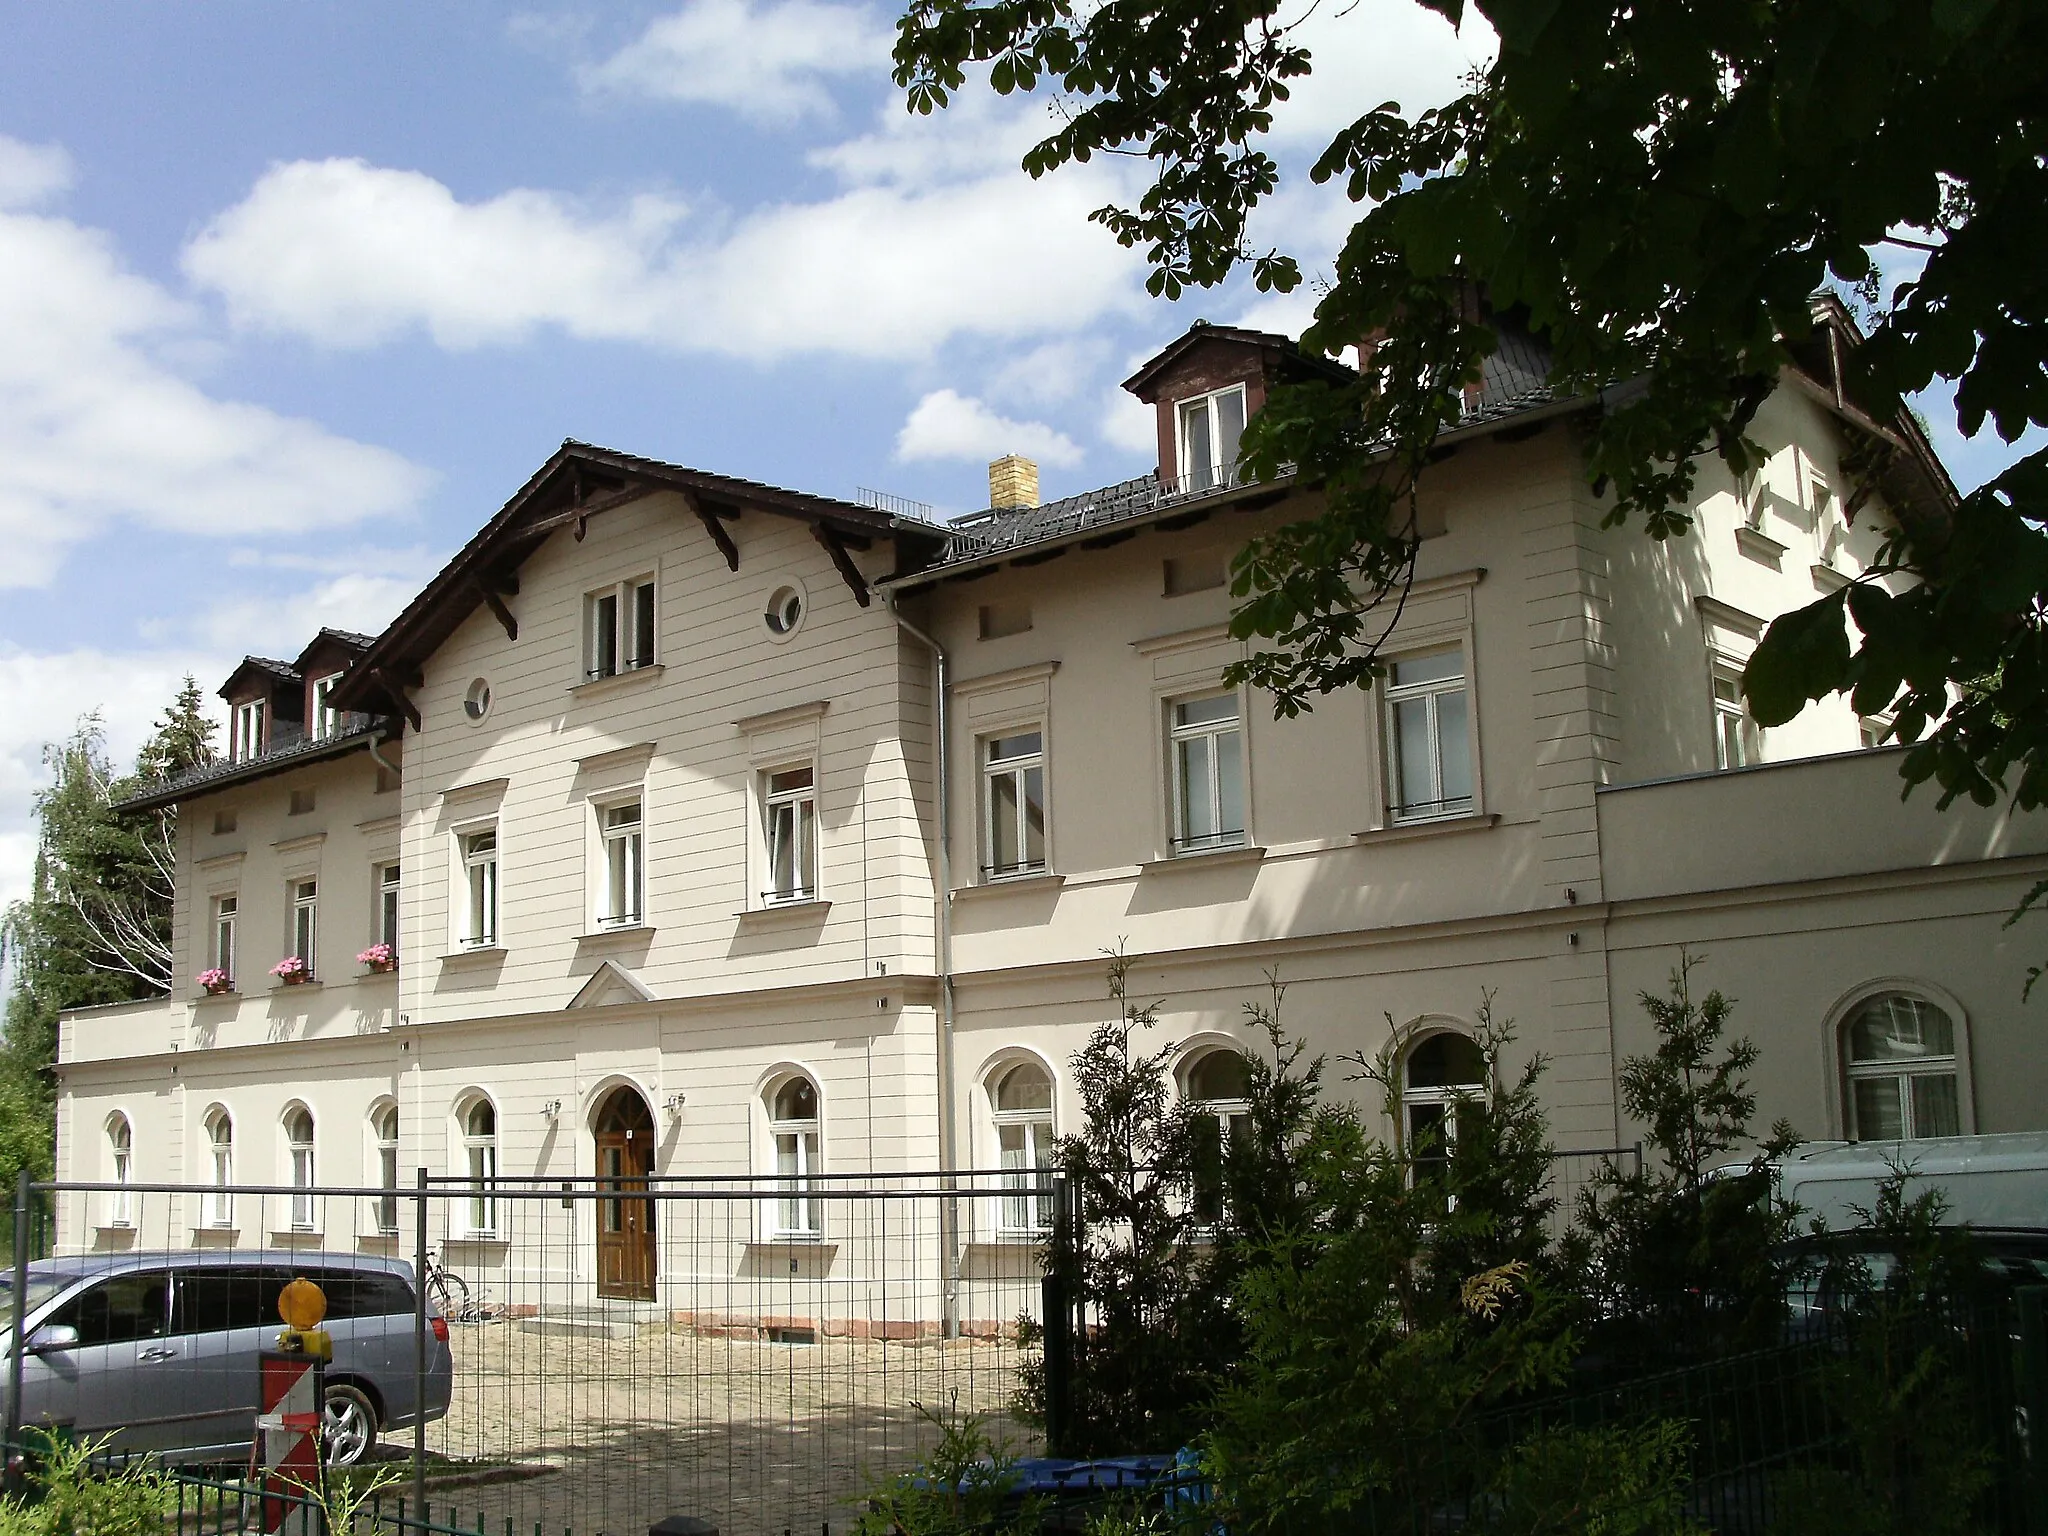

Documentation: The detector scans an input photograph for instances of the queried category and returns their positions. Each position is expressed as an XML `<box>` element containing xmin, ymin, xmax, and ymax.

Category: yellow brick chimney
<box><xmin>988</xmin><ymin>454</ymin><xmax>1039</xmax><ymax>510</ymax></box>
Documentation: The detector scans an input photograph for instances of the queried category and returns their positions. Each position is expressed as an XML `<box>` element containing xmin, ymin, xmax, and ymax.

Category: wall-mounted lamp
<box><xmin>663</xmin><ymin>1092</ymin><xmax>686</xmax><ymax>1117</ymax></box>
<box><xmin>541</xmin><ymin>1098</ymin><xmax>563</xmax><ymax>1120</ymax></box>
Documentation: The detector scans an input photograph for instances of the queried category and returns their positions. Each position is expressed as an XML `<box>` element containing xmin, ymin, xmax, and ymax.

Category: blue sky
<box><xmin>0</xmin><ymin>0</ymin><xmax>2034</xmax><ymax>917</ymax></box>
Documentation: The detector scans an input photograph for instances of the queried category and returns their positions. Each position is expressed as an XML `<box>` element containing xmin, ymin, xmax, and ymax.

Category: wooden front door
<box><xmin>594</xmin><ymin>1088</ymin><xmax>657</xmax><ymax>1300</ymax></box>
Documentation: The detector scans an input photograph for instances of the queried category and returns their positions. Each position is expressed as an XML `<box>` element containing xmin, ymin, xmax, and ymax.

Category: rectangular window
<box><xmin>1713</xmin><ymin>669</ymin><xmax>1760</xmax><ymax>770</ymax></box>
<box><xmin>1386</xmin><ymin>649</ymin><xmax>1473</xmax><ymax>822</ymax></box>
<box><xmin>585</xmin><ymin>577</ymin><xmax>657</xmax><ymax>680</ymax></box>
<box><xmin>213</xmin><ymin>895</ymin><xmax>237</xmax><ymax>981</ymax></box>
<box><xmin>378</xmin><ymin>863</ymin><xmax>401</xmax><ymax>952</ymax></box>
<box><xmin>1175</xmin><ymin>386</ymin><xmax>1248</xmax><ymax>494</ymax></box>
<box><xmin>1169</xmin><ymin>692</ymin><xmax>1246</xmax><ymax>853</ymax></box>
<box><xmin>762</xmin><ymin>766</ymin><xmax>817</xmax><ymax>903</ymax></box>
<box><xmin>982</xmin><ymin>731</ymin><xmax>1047</xmax><ymax>879</ymax></box>
<box><xmin>774</xmin><ymin>1127</ymin><xmax>820</xmax><ymax>1237</ymax></box>
<box><xmin>291</xmin><ymin>880</ymin><xmax>318</xmax><ymax>975</ymax></box>
<box><xmin>600</xmin><ymin>800</ymin><xmax>644</xmax><ymax>927</ymax></box>
<box><xmin>230</xmin><ymin>700</ymin><xmax>264</xmax><ymax>763</ymax></box>
<box><xmin>310</xmin><ymin>673</ymin><xmax>344</xmax><ymax>741</ymax></box>
<box><xmin>461</xmin><ymin>829</ymin><xmax>499</xmax><ymax>947</ymax></box>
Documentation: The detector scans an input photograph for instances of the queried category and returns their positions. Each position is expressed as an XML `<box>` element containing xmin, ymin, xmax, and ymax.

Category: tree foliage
<box><xmin>892</xmin><ymin>0</ymin><xmax>2048</xmax><ymax>829</ymax></box>
<box><xmin>0</xmin><ymin>681</ymin><xmax>215</xmax><ymax>1190</ymax></box>
<box><xmin>1570</xmin><ymin>956</ymin><xmax>1802</xmax><ymax>1362</ymax></box>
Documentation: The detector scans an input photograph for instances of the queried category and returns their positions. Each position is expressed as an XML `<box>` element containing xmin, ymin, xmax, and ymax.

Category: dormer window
<box><xmin>585</xmin><ymin>577</ymin><xmax>657</xmax><ymax>681</ymax></box>
<box><xmin>230</xmin><ymin>700</ymin><xmax>265</xmax><ymax>763</ymax></box>
<box><xmin>310</xmin><ymin>673</ymin><xmax>345</xmax><ymax>740</ymax></box>
<box><xmin>1175</xmin><ymin>385</ymin><xmax>1247</xmax><ymax>494</ymax></box>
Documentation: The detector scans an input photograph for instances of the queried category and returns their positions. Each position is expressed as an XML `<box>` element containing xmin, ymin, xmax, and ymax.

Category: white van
<box><xmin>1755</xmin><ymin>1131</ymin><xmax>2048</xmax><ymax>1232</ymax></box>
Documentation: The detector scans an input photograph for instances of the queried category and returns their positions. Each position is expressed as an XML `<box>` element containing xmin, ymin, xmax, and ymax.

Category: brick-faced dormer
<box><xmin>218</xmin><ymin>657</ymin><xmax>303</xmax><ymax>763</ymax></box>
<box><xmin>292</xmin><ymin>629</ymin><xmax>376</xmax><ymax>742</ymax></box>
<box><xmin>1121</xmin><ymin>322</ymin><xmax>1354</xmax><ymax>492</ymax></box>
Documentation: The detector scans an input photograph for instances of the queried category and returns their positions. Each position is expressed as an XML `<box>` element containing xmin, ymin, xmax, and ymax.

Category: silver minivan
<box><xmin>4</xmin><ymin>1251</ymin><xmax>454</xmax><ymax>1466</ymax></box>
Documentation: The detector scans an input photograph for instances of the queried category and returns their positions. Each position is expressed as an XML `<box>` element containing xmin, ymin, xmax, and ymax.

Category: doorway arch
<box><xmin>592</xmin><ymin>1085</ymin><xmax>657</xmax><ymax>1300</ymax></box>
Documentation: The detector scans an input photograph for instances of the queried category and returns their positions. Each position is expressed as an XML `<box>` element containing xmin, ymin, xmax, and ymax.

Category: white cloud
<box><xmin>183</xmin><ymin>148</ymin><xmax>1145</xmax><ymax>362</ymax></box>
<box><xmin>581</xmin><ymin>0</ymin><xmax>893</xmax><ymax>124</ymax></box>
<box><xmin>143</xmin><ymin>571</ymin><xmax>427</xmax><ymax>658</ymax></box>
<box><xmin>1266</xmin><ymin>0</ymin><xmax>1496</xmax><ymax>147</ymax></box>
<box><xmin>0</xmin><ymin>138</ymin><xmax>434</xmax><ymax>588</ymax></box>
<box><xmin>895</xmin><ymin>389</ymin><xmax>1082</xmax><ymax>468</ymax></box>
<box><xmin>0</xmin><ymin>645</ymin><xmax>224</xmax><ymax>911</ymax></box>
<box><xmin>985</xmin><ymin>338</ymin><xmax>1113</xmax><ymax>410</ymax></box>
<box><xmin>1101</xmin><ymin>388</ymin><xmax>1159</xmax><ymax>457</ymax></box>
<box><xmin>0</xmin><ymin>138</ymin><xmax>73</xmax><ymax>210</ymax></box>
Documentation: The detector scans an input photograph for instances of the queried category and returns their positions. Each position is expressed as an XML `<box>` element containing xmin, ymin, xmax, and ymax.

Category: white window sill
<box><xmin>439</xmin><ymin>946</ymin><xmax>507</xmax><ymax>964</ymax></box>
<box><xmin>268</xmin><ymin>980</ymin><xmax>321</xmax><ymax>994</ymax></box>
<box><xmin>737</xmin><ymin>899</ymin><xmax>831</xmax><ymax>923</ymax></box>
<box><xmin>570</xmin><ymin>663</ymin><xmax>665</xmax><ymax>699</ymax></box>
<box><xmin>446</xmin><ymin>1232</ymin><xmax>509</xmax><ymax>1247</ymax></box>
<box><xmin>93</xmin><ymin>1224</ymin><xmax>137</xmax><ymax>1240</ymax></box>
<box><xmin>1734</xmin><ymin>525</ymin><xmax>1788</xmax><ymax>569</ymax></box>
<box><xmin>193</xmin><ymin>989</ymin><xmax>240</xmax><ymax>1003</ymax></box>
<box><xmin>576</xmin><ymin>924</ymin><xmax>655</xmax><ymax>943</ymax></box>
<box><xmin>1139</xmin><ymin>843</ymin><xmax>1265</xmax><ymax>876</ymax></box>
<box><xmin>751</xmin><ymin>1237</ymin><xmax>835</xmax><ymax>1253</ymax></box>
<box><xmin>955</xmin><ymin>872</ymin><xmax>1065</xmax><ymax>901</ymax></box>
<box><xmin>192</xmin><ymin>1226</ymin><xmax>240</xmax><ymax>1241</ymax></box>
<box><xmin>1352</xmin><ymin>812</ymin><xmax>1499</xmax><ymax>846</ymax></box>
<box><xmin>1811</xmin><ymin>563</ymin><xmax>1851</xmax><ymax>593</ymax></box>
<box><xmin>269</xmin><ymin>1229</ymin><xmax>325</xmax><ymax>1244</ymax></box>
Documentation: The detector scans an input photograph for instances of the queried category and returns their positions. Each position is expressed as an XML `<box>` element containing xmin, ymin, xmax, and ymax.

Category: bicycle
<box><xmin>420</xmin><ymin>1247</ymin><xmax>475</xmax><ymax>1322</ymax></box>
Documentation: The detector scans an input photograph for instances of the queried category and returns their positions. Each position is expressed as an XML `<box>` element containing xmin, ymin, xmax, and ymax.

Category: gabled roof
<box><xmin>328</xmin><ymin>440</ymin><xmax>949</xmax><ymax>721</ymax></box>
<box><xmin>1121</xmin><ymin>321</ymin><xmax>1355</xmax><ymax>399</ymax></box>
<box><xmin>217</xmin><ymin>656</ymin><xmax>301</xmax><ymax>702</ymax></box>
<box><xmin>293</xmin><ymin>629</ymin><xmax>376</xmax><ymax>672</ymax></box>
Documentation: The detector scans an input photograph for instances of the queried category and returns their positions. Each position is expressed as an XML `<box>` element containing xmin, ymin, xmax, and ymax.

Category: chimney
<box><xmin>988</xmin><ymin>454</ymin><xmax>1040</xmax><ymax>510</ymax></box>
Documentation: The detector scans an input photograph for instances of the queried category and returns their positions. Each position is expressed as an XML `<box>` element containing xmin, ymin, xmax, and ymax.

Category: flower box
<box><xmin>270</xmin><ymin>956</ymin><xmax>312</xmax><ymax>985</ymax></box>
<box><xmin>356</xmin><ymin>943</ymin><xmax>397</xmax><ymax>974</ymax></box>
<box><xmin>195</xmin><ymin>968</ymin><xmax>233</xmax><ymax>997</ymax></box>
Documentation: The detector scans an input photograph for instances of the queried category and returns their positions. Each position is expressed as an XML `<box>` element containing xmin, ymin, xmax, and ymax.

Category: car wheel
<box><xmin>323</xmin><ymin>1383</ymin><xmax>379</xmax><ymax>1468</ymax></box>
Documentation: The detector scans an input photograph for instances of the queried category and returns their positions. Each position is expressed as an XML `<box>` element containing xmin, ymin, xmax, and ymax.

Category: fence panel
<box><xmin>9</xmin><ymin>1174</ymin><xmax>1053</xmax><ymax>1536</ymax></box>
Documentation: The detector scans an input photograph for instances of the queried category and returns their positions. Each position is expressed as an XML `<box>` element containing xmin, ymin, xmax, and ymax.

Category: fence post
<box><xmin>413</xmin><ymin>1166</ymin><xmax>430</xmax><ymax>1531</ymax></box>
<box><xmin>2019</xmin><ymin>1286</ymin><xmax>2048</xmax><ymax>1536</ymax></box>
<box><xmin>5</xmin><ymin>1169</ymin><xmax>29</xmax><ymax>1476</ymax></box>
<box><xmin>1041</xmin><ymin>1171</ymin><xmax>1076</xmax><ymax>1458</ymax></box>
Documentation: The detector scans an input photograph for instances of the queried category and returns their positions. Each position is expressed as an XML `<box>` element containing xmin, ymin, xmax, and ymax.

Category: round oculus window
<box><xmin>463</xmin><ymin>678</ymin><xmax>492</xmax><ymax>721</ymax></box>
<box><xmin>765</xmin><ymin>587</ymin><xmax>804</xmax><ymax>636</ymax></box>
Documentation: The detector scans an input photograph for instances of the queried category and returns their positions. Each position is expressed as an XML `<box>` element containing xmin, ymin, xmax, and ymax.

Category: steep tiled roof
<box><xmin>924</xmin><ymin>329</ymin><xmax>1562</xmax><ymax>575</ymax></box>
<box><xmin>115</xmin><ymin>727</ymin><xmax>379</xmax><ymax>813</ymax></box>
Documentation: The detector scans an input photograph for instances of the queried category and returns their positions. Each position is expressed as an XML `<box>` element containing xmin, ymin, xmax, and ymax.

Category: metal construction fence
<box><xmin>6</xmin><ymin>1171</ymin><xmax>1058</xmax><ymax>1536</ymax></box>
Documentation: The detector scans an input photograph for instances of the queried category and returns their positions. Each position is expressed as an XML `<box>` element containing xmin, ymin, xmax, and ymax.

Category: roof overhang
<box><xmin>328</xmin><ymin>441</ymin><xmax>948</xmax><ymax>720</ymax></box>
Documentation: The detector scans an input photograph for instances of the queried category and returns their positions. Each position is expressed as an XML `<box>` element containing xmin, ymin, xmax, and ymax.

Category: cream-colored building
<box><xmin>54</xmin><ymin>309</ymin><xmax>2048</xmax><ymax>1309</ymax></box>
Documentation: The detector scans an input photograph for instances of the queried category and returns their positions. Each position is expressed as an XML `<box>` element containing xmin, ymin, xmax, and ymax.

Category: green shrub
<box><xmin>0</xmin><ymin>1435</ymin><xmax>176</xmax><ymax>1536</ymax></box>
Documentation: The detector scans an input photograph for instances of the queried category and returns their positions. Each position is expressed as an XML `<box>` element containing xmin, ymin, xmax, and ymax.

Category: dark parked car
<box><xmin>3</xmin><ymin>1251</ymin><xmax>454</xmax><ymax>1466</ymax></box>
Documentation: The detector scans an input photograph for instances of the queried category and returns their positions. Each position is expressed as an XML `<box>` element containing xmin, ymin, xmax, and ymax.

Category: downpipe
<box><xmin>885</xmin><ymin>591</ymin><xmax>961</xmax><ymax>1338</ymax></box>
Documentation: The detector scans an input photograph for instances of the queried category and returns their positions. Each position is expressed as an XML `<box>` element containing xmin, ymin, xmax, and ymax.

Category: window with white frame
<box><xmin>461</xmin><ymin>1097</ymin><xmax>499</xmax><ymax>1235</ymax></box>
<box><xmin>1712</xmin><ymin>667</ymin><xmax>1761</xmax><ymax>771</ymax></box>
<box><xmin>1844</xmin><ymin>993</ymin><xmax>1961</xmax><ymax>1140</ymax></box>
<box><xmin>230</xmin><ymin>700</ymin><xmax>264</xmax><ymax>763</ymax></box>
<box><xmin>377</xmin><ymin>863</ymin><xmax>401</xmax><ymax>953</ymax></box>
<box><xmin>1175</xmin><ymin>385</ymin><xmax>1247</xmax><ymax>493</ymax></box>
<box><xmin>762</xmin><ymin>766</ymin><xmax>817</xmax><ymax>903</ymax></box>
<box><xmin>1860</xmin><ymin>716</ymin><xmax>1892</xmax><ymax>751</ymax></box>
<box><xmin>1185</xmin><ymin>1049</ymin><xmax>1250</xmax><ymax>1224</ymax></box>
<box><xmin>1386</xmin><ymin>649</ymin><xmax>1473</xmax><ymax>822</ymax></box>
<box><xmin>459</xmin><ymin>828</ymin><xmax>499</xmax><ymax>947</ymax></box>
<box><xmin>106</xmin><ymin>1114</ymin><xmax>133</xmax><ymax>1228</ymax></box>
<box><xmin>1169</xmin><ymin>692</ymin><xmax>1246</xmax><ymax>853</ymax></box>
<box><xmin>585</xmin><ymin>576</ymin><xmax>657</xmax><ymax>681</ymax></box>
<box><xmin>205</xmin><ymin>1109</ymin><xmax>234</xmax><ymax>1228</ymax></box>
<box><xmin>212</xmin><ymin>895</ymin><xmax>237</xmax><ymax>983</ymax></box>
<box><xmin>372</xmin><ymin>1102</ymin><xmax>400</xmax><ymax>1235</ymax></box>
<box><xmin>1402</xmin><ymin>1032</ymin><xmax>1486</xmax><ymax>1197</ymax></box>
<box><xmin>284</xmin><ymin>1106</ymin><xmax>316</xmax><ymax>1230</ymax></box>
<box><xmin>310</xmin><ymin>674</ymin><xmax>345</xmax><ymax>741</ymax></box>
<box><xmin>768</xmin><ymin>1076</ymin><xmax>822</xmax><ymax>1238</ymax></box>
<box><xmin>982</xmin><ymin>731</ymin><xmax>1046</xmax><ymax>879</ymax></box>
<box><xmin>989</xmin><ymin>1061</ymin><xmax>1055</xmax><ymax>1237</ymax></box>
<box><xmin>598</xmin><ymin>799</ymin><xmax>644</xmax><ymax>927</ymax></box>
<box><xmin>289</xmin><ymin>880</ymin><xmax>317</xmax><ymax>975</ymax></box>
